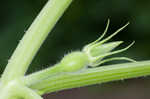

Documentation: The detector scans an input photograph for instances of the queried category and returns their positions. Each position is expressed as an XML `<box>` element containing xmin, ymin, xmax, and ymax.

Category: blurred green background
<box><xmin>0</xmin><ymin>0</ymin><xmax>150</xmax><ymax>99</ymax></box>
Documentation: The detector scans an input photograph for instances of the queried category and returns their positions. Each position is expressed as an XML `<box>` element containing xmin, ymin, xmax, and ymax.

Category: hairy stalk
<box><xmin>24</xmin><ymin>60</ymin><xmax>150</xmax><ymax>95</ymax></box>
<box><xmin>23</xmin><ymin>64</ymin><xmax>62</xmax><ymax>86</ymax></box>
<box><xmin>0</xmin><ymin>0</ymin><xmax>73</xmax><ymax>99</ymax></box>
<box><xmin>1</xmin><ymin>0</ymin><xmax>72</xmax><ymax>84</ymax></box>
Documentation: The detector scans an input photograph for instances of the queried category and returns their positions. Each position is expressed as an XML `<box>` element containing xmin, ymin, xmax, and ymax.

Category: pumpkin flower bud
<box><xmin>84</xmin><ymin>41</ymin><xmax>123</xmax><ymax>66</ymax></box>
<box><xmin>82</xmin><ymin>19</ymin><xmax>135</xmax><ymax>67</ymax></box>
<box><xmin>59</xmin><ymin>19</ymin><xmax>135</xmax><ymax>73</ymax></box>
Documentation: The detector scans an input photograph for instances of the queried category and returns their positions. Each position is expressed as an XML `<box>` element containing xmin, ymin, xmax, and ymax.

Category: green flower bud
<box><xmin>82</xmin><ymin>20</ymin><xmax>135</xmax><ymax>67</ymax></box>
<box><xmin>88</xmin><ymin>41</ymin><xmax>123</xmax><ymax>57</ymax></box>
<box><xmin>59</xmin><ymin>19</ymin><xmax>135</xmax><ymax>73</ymax></box>
<box><xmin>85</xmin><ymin>41</ymin><xmax>123</xmax><ymax>66</ymax></box>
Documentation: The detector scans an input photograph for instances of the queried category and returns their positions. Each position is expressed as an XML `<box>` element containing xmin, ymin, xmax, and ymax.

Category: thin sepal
<box><xmin>92</xmin><ymin>57</ymin><xmax>136</xmax><ymax>67</ymax></box>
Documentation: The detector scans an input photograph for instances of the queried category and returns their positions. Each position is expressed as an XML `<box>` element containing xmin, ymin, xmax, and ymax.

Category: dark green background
<box><xmin>0</xmin><ymin>0</ymin><xmax>150</xmax><ymax>99</ymax></box>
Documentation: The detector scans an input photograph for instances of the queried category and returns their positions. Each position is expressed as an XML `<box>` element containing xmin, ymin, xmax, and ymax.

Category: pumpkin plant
<box><xmin>0</xmin><ymin>0</ymin><xmax>150</xmax><ymax>99</ymax></box>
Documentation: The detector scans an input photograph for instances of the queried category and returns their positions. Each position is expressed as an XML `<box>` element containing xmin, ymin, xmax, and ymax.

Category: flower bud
<box><xmin>82</xmin><ymin>21</ymin><xmax>134</xmax><ymax>67</ymax></box>
<box><xmin>83</xmin><ymin>41</ymin><xmax>123</xmax><ymax>66</ymax></box>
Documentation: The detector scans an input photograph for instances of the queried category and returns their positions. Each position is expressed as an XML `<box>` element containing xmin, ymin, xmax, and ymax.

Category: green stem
<box><xmin>24</xmin><ymin>64</ymin><xmax>62</xmax><ymax>86</ymax></box>
<box><xmin>24</xmin><ymin>60</ymin><xmax>150</xmax><ymax>95</ymax></box>
<box><xmin>1</xmin><ymin>0</ymin><xmax>72</xmax><ymax>84</ymax></box>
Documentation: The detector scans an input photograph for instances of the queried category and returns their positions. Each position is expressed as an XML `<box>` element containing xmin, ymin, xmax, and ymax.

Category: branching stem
<box><xmin>0</xmin><ymin>0</ymin><xmax>150</xmax><ymax>99</ymax></box>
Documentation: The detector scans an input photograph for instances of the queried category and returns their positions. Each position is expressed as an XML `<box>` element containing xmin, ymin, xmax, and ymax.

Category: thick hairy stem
<box><xmin>23</xmin><ymin>61</ymin><xmax>150</xmax><ymax>95</ymax></box>
<box><xmin>1</xmin><ymin>0</ymin><xmax>72</xmax><ymax>84</ymax></box>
